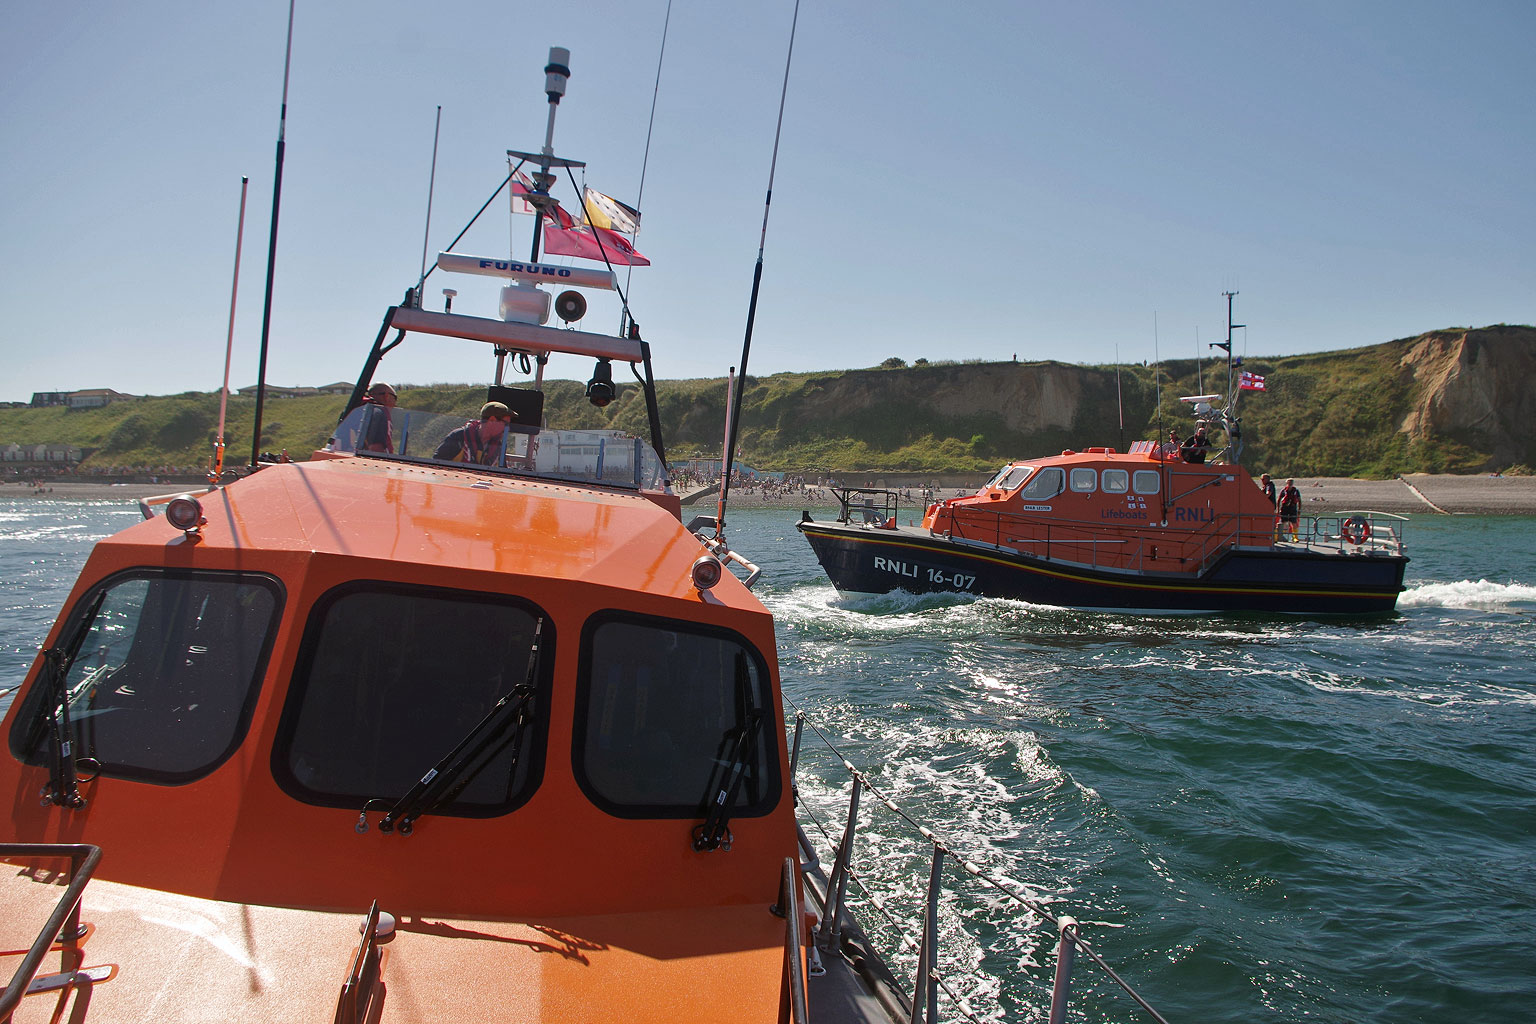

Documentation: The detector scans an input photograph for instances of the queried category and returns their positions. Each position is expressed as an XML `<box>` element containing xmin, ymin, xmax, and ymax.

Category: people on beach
<box><xmin>1277</xmin><ymin>478</ymin><xmax>1302</xmax><ymax>541</ymax></box>
<box><xmin>433</xmin><ymin>402</ymin><xmax>514</xmax><ymax>465</ymax></box>
<box><xmin>360</xmin><ymin>382</ymin><xmax>397</xmax><ymax>453</ymax></box>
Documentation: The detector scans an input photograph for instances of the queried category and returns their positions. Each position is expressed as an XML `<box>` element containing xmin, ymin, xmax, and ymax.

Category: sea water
<box><xmin>2</xmin><ymin>498</ymin><xmax>1533</xmax><ymax>1023</ymax></box>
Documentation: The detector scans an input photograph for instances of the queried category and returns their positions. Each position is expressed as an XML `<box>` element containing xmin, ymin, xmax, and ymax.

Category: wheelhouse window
<box><xmin>993</xmin><ymin>465</ymin><xmax>1033</xmax><ymax>492</ymax></box>
<box><xmin>273</xmin><ymin>583</ymin><xmax>551</xmax><ymax>817</ymax></box>
<box><xmin>1101</xmin><ymin>469</ymin><xmax>1129</xmax><ymax>494</ymax></box>
<box><xmin>574</xmin><ymin>613</ymin><xmax>778</xmax><ymax>818</ymax></box>
<box><xmin>1019</xmin><ymin>466</ymin><xmax>1065</xmax><ymax>500</ymax></box>
<box><xmin>1133</xmin><ymin>470</ymin><xmax>1162</xmax><ymax>495</ymax></box>
<box><xmin>1069</xmin><ymin>467</ymin><xmax>1097</xmax><ymax>493</ymax></box>
<box><xmin>8</xmin><ymin>570</ymin><xmax>282</xmax><ymax>785</ymax></box>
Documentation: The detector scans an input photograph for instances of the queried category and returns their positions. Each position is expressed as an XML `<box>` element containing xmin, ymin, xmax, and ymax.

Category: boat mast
<box><xmin>1208</xmin><ymin>291</ymin><xmax>1246</xmax><ymax>464</ymax></box>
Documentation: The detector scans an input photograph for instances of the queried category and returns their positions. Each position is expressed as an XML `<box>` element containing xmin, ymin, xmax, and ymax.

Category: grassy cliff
<box><xmin>3</xmin><ymin>325</ymin><xmax>1530</xmax><ymax>478</ymax></box>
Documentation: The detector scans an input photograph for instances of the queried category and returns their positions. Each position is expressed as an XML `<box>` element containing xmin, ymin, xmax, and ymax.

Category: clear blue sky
<box><xmin>2</xmin><ymin>0</ymin><xmax>1531</xmax><ymax>402</ymax></box>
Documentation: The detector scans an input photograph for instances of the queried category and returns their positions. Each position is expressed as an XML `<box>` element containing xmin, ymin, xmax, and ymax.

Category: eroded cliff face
<box><xmin>774</xmin><ymin>362</ymin><xmax>1099</xmax><ymax>434</ymax></box>
<box><xmin>1398</xmin><ymin>326</ymin><xmax>1536</xmax><ymax>466</ymax></box>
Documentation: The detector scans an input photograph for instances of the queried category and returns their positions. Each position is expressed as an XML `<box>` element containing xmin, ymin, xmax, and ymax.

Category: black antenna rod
<box><xmin>249</xmin><ymin>0</ymin><xmax>297</xmax><ymax>469</ymax></box>
<box><xmin>718</xmin><ymin>0</ymin><xmax>802</xmax><ymax>538</ymax></box>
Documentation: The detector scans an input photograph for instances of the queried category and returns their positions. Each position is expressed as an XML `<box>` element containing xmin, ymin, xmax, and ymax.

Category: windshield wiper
<box><xmin>693</xmin><ymin>653</ymin><xmax>762</xmax><ymax>852</ymax></box>
<box><xmin>37</xmin><ymin>588</ymin><xmax>106</xmax><ymax>808</ymax></box>
<box><xmin>372</xmin><ymin>617</ymin><xmax>544</xmax><ymax>836</ymax></box>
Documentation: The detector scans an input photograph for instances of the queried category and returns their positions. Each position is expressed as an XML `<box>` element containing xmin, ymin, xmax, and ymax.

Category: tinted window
<box><xmin>1069</xmin><ymin>467</ymin><xmax>1097</xmax><ymax>492</ymax></box>
<box><xmin>1133</xmin><ymin>470</ymin><xmax>1162</xmax><ymax>495</ymax></box>
<box><xmin>1019</xmin><ymin>467</ymin><xmax>1065</xmax><ymax>500</ymax></box>
<box><xmin>575</xmin><ymin>613</ymin><xmax>777</xmax><ymax>818</ymax></box>
<box><xmin>1101</xmin><ymin>469</ymin><xmax>1129</xmax><ymax>494</ymax></box>
<box><xmin>273</xmin><ymin>584</ymin><xmax>550</xmax><ymax>816</ymax></box>
<box><xmin>8</xmin><ymin>570</ymin><xmax>281</xmax><ymax>785</ymax></box>
<box><xmin>996</xmin><ymin>465</ymin><xmax>1033</xmax><ymax>491</ymax></box>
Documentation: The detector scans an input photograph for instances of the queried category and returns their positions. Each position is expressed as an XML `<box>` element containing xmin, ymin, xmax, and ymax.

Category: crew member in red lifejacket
<box><xmin>1277</xmin><ymin>478</ymin><xmax>1302</xmax><ymax>541</ymax></box>
<box><xmin>433</xmin><ymin>401</ymin><xmax>514</xmax><ymax>465</ymax></box>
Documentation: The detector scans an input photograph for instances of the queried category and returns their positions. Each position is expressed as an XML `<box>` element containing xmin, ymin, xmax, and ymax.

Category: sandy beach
<box><xmin>7</xmin><ymin>473</ymin><xmax>1536</xmax><ymax>515</ymax></box>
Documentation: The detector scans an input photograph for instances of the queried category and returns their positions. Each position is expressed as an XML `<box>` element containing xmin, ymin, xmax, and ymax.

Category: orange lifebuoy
<box><xmin>1342</xmin><ymin>516</ymin><xmax>1370</xmax><ymax>545</ymax></box>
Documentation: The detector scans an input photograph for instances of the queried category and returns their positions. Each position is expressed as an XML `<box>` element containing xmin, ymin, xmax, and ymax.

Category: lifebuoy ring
<box><xmin>1342</xmin><ymin>516</ymin><xmax>1370</xmax><ymax>545</ymax></box>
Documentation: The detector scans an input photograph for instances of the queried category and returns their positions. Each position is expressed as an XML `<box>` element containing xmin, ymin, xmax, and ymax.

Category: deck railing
<box><xmin>0</xmin><ymin>843</ymin><xmax>101</xmax><ymax>1022</ymax></box>
<box><xmin>786</xmin><ymin>706</ymin><xmax>1170</xmax><ymax>1024</ymax></box>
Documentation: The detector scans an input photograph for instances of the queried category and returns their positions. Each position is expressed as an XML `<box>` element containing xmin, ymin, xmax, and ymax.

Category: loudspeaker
<box><xmin>555</xmin><ymin>290</ymin><xmax>587</xmax><ymax>323</ymax></box>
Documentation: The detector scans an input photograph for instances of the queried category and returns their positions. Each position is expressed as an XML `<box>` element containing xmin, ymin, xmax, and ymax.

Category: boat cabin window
<box><xmin>273</xmin><ymin>583</ymin><xmax>551</xmax><ymax>817</ymax></box>
<box><xmin>1069</xmin><ymin>467</ymin><xmax>1097</xmax><ymax>493</ymax></box>
<box><xmin>993</xmin><ymin>465</ymin><xmax>1033</xmax><ymax>492</ymax></box>
<box><xmin>8</xmin><ymin>570</ymin><xmax>282</xmax><ymax>785</ymax></box>
<box><xmin>1101</xmin><ymin>469</ymin><xmax>1129</xmax><ymax>494</ymax></box>
<box><xmin>574</xmin><ymin>612</ymin><xmax>778</xmax><ymax>819</ymax></box>
<box><xmin>1018</xmin><ymin>466</ymin><xmax>1065</xmax><ymax>500</ymax></box>
<box><xmin>1133</xmin><ymin>470</ymin><xmax>1162</xmax><ymax>495</ymax></box>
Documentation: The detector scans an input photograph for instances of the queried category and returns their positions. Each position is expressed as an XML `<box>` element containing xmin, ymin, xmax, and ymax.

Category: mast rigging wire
<box><xmin>620</xmin><ymin>0</ymin><xmax>673</xmax><ymax>329</ymax></box>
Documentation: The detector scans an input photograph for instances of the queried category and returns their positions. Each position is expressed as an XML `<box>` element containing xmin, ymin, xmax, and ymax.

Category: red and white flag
<box><xmin>509</xmin><ymin>167</ymin><xmax>539</xmax><ymax>216</ymax></box>
<box><xmin>1239</xmin><ymin>370</ymin><xmax>1267</xmax><ymax>392</ymax></box>
<box><xmin>542</xmin><ymin>219</ymin><xmax>649</xmax><ymax>266</ymax></box>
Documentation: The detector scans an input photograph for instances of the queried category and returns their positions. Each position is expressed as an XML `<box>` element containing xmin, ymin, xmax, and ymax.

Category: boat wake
<box><xmin>1400</xmin><ymin>578</ymin><xmax>1536</xmax><ymax>610</ymax></box>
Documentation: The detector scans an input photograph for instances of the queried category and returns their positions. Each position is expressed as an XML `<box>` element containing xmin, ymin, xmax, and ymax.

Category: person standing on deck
<box><xmin>1277</xmin><ymin>478</ymin><xmax>1302</xmax><ymax>541</ymax></box>
<box><xmin>1259</xmin><ymin>472</ymin><xmax>1278</xmax><ymax>540</ymax></box>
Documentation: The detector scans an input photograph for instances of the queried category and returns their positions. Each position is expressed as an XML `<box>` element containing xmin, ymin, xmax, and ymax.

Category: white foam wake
<box><xmin>1400</xmin><ymin>578</ymin><xmax>1536</xmax><ymax>610</ymax></box>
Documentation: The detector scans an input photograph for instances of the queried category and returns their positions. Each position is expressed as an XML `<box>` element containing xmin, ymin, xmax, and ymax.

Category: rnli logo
<box><xmin>1172</xmin><ymin>507</ymin><xmax>1214</xmax><ymax>523</ymax></box>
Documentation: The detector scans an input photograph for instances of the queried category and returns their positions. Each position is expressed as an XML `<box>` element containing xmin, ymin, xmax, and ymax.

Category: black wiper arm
<box><xmin>373</xmin><ymin>618</ymin><xmax>544</xmax><ymax>836</ymax></box>
<box><xmin>39</xmin><ymin>588</ymin><xmax>107</xmax><ymax>808</ymax></box>
<box><xmin>693</xmin><ymin>653</ymin><xmax>762</xmax><ymax>852</ymax></box>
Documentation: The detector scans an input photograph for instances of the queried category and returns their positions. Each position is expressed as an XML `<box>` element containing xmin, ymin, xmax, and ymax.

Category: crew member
<box><xmin>360</xmin><ymin>382</ymin><xmax>397</xmax><ymax>453</ymax></box>
<box><xmin>1277</xmin><ymin>478</ymin><xmax>1302</xmax><ymax>541</ymax></box>
<box><xmin>434</xmin><ymin>402</ymin><xmax>514</xmax><ymax>465</ymax></box>
<box><xmin>1259</xmin><ymin>472</ymin><xmax>1278</xmax><ymax>539</ymax></box>
<box><xmin>1181</xmin><ymin>423</ymin><xmax>1209</xmax><ymax>464</ymax></box>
